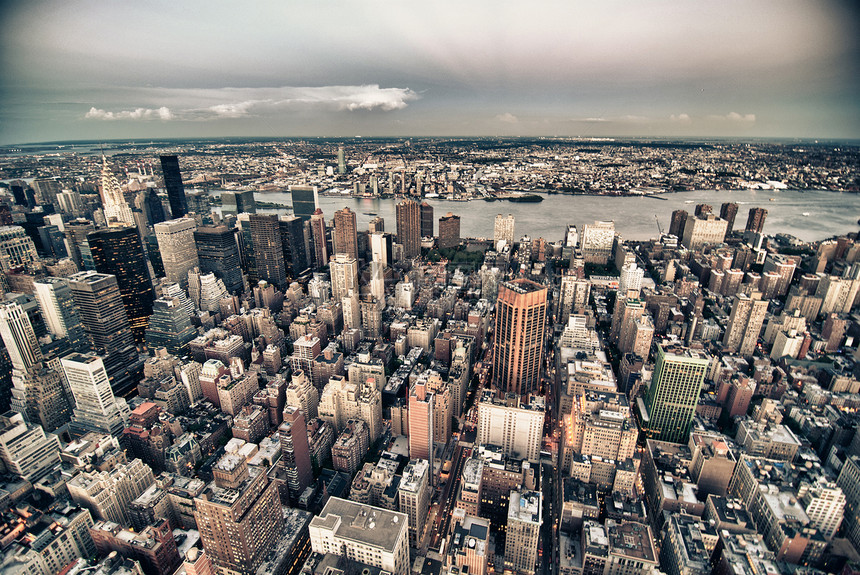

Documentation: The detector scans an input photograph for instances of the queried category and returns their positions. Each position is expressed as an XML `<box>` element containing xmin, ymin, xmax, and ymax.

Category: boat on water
<box><xmin>802</xmin><ymin>212</ymin><xmax>810</xmax><ymax>217</ymax></box>
<box><xmin>363</xmin><ymin>212</ymin><xmax>377</xmax><ymax>216</ymax></box>
<box><xmin>769</xmin><ymin>198</ymin><xmax>776</xmax><ymax>202</ymax></box>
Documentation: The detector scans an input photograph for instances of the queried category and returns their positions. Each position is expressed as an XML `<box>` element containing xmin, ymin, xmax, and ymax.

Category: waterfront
<box><xmin>210</xmin><ymin>188</ymin><xmax>860</xmax><ymax>243</ymax></box>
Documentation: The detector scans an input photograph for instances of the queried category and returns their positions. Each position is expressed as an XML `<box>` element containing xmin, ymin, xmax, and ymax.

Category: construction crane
<box><xmin>655</xmin><ymin>214</ymin><xmax>663</xmax><ymax>236</ymax></box>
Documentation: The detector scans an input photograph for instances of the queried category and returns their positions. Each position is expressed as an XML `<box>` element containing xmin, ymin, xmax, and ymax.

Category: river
<box><xmin>208</xmin><ymin>189</ymin><xmax>860</xmax><ymax>244</ymax></box>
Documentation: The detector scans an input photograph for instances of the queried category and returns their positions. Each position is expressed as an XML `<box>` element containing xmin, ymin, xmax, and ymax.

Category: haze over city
<box><xmin>1</xmin><ymin>0</ymin><xmax>859</xmax><ymax>144</ymax></box>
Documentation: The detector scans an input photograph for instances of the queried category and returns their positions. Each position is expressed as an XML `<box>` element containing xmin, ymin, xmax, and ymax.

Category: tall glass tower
<box><xmin>642</xmin><ymin>343</ymin><xmax>710</xmax><ymax>443</ymax></box>
<box><xmin>160</xmin><ymin>155</ymin><xmax>187</xmax><ymax>218</ymax></box>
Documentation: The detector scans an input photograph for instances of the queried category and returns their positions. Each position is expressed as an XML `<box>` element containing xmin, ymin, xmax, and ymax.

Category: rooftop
<box><xmin>310</xmin><ymin>497</ymin><xmax>407</xmax><ymax>552</ymax></box>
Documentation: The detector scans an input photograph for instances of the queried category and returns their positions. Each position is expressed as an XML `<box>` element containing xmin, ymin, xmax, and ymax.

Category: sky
<box><xmin>1</xmin><ymin>1</ymin><xmax>858</xmax><ymax>144</ymax></box>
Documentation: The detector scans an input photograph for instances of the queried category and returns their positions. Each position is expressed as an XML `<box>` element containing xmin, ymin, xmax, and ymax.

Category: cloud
<box><xmin>84</xmin><ymin>85</ymin><xmax>419</xmax><ymax>121</ymax></box>
<box><xmin>85</xmin><ymin>106</ymin><xmax>173</xmax><ymax>121</ymax></box>
<box><xmin>670</xmin><ymin>113</ymin><xmax>691</xmax><ymax>123</ymax></box>
<box><xmin>708</xmin><ymin>112</ymin><xmax>756</xmax><ymax>123</ymax></box>
<box><xmin>496</xmin><ymin>113</ymin><xmax>518</xmax><ymax>123</ymax></box>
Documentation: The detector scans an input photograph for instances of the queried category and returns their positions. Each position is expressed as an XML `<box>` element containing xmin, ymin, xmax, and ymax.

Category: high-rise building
<box><xmin>420</xmin><ymin>201</ymin><xmax>434</xmax><ymax>238</ymax></box>
<box><xmin>682</xmin><ymin>212</ymin><xmax>729</xmax><ymax>250</ymax></box>
<box><xmin>494</xmin><ymin>214</ymin><xmax>515</xmax><ymax>246</ymax></box>
<box><xmin>642</xmin><ymin>343</ymin><xmax>710</xmax><ymax>443</ymax></box>
<box><xmin>220</xmin><ymin>190</ymin><xmax>256</xmax><ymax>215</ymax></box>
<box><xmin>581</xmin><ymin>221</ymin><xmax>615</xmax><ymax>264</ymax></box>
<box><xmin>398</xmin><ymin>459</ymin><xmax>430</xmax><ymax>547</ymax></box>
<box><xmin>720</xmin><ymin>202</ymin><xmax>739</xmax><ymax>234</ymax></box>
<box><xmin>330</xmin><ymin>253</ymin><xmax>359</xmax><ymax>302</ymax></box>
<box><xmin>309</xmin><ymin>498</ymin><xmax>410</xmax><ymax>575</ymax></box>
<box><xmin>0</xmin><ymin>299</ymin><xmax>44</xmax><ymax>372</ymax></box>
<box><xmin>337</xmin><ymin>146</ymin><xmax>347</xmax><ymax>175</ymax></box>
<box><xmin>87</xmin><ymin>227</ymin><xmax>155</xmax><ymax>342</ymax></box>
<box><xmin>193</xmin><ymin>225</ymin><xmax>244</xmax><ymax>293</ymax></box>
<box><xmin>159</xmin><ymin>155</ymin><xmax>187</xmax><ymax>218</ymax></box>
<box><xmin>194</xmin><ymin>454</ymin><xmax>284</xmax><ymax>574</ymax></box>
<box><xmin>492</xmin><ymin>279</ymin><xmax>547</xmax><ymax>396</ymax></box>
<box><xmin>249</xmin><ymin>214</ymin><xmax>287</xmax><ymax>289</ymax></box>
<box><xmin>477</xmin><ymin>390</ymin><xmax>545</xmax><ymax>463</ymax></box>
<box><xmin>68</xmin><ymin>271</ymin><xmax>142</xmax><ymax>397</ymax></box>
<box><xmin>62</xmin><ymin>353</ymin><xmax>131</xmax><ymax>437</ymax></box>
<box><xmin>144</xmin><ymin>188</ymin><xmax>167</xmax><ymax>226</ymax></box>
<box><xmin>309</xmin><ymin>208</ymin><xmax>328</xmax><ymax>267</ymax></box>
<box><xmin>396</xmin><ymin>199</ymin><xmax>421</xmax><ymax>259</ymax></box>
<box><xmin>333</xmin><ymin>206</ymin><xmax>358</xmax><ymax>259</ymax></box>
<box><xmin>279</xmin><ymin>215</ymin><xmax>310</xmax><ymax>277</ymax></box>
<box><xmin>145</xmin><ymin>297</ymin><xmax>197</xmax><ymax>355</ymax></box>
<box><xmin>408</xmin><ymin>378</ymin><xmax>434</xmax><ymax>474</ymax></box>
<box><xmin>100</xmin><ymin>156</ymin><xmax>136</xmax><ymax>227</ymax></box>
<box><xmin>668</xmin><ymin>210</ymin><xmax>687</xmax><ymax>239</ymax></box>
<box><xmin>723</xmin><ymin>292</ymin><xmax>768</xmax><ymax>357</ymax></box>
<box><xmin>369</xmin><ymin>216</ymin><xmax>384</xmax><ymax>233</ymax></box>
<box><xmin>64</xmin><ymin>219</ymin><xmax>96</xmax><ymax>270</ymax></box>
<box><xmin>438</xmin><ymin>212</ymin><xmax>461</xmax><ymax>249</ymax></box>
<box><xmin>279</xmin><ymin>406</ymin><xmax>314</xmax><ymax>502</ymax></box>
<box><xmin>67</xmin><ymin>458</ymin><xmax>155</xmax><ymax>525</ymax></box>
<box><xmin>745</xmin><ymin>207</ymin><xmax>767</xmax><ymax>233</ymax></box>
<box><xmin>504</xmin><ymin>489</ymin><xmax>542</xmax><ymax>575</ymax></box>
<box><xmin>0</xmin><ymin>225</ymin><xmax>39</xmax><ymax>271</ymax></box>
<box><xmin>0</xmin><ymin>411</ymin><xmax>61</xmax><ymax>482</ymax></box>
<box><xmin>154</xmin><ymin>217</ymin><xmax>198</xmax><ymax>290</ymax></box>
<box><xmin>290</xmin><ymin>185</ymin><xmax>319</xmax><ymax>221</ymax></box>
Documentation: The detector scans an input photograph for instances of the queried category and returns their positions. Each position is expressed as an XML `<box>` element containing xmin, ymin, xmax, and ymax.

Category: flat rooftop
<box><xmin>310</xmin><ymin>497</ymin><xmax>407</xmax><ymax>552</ymax></box>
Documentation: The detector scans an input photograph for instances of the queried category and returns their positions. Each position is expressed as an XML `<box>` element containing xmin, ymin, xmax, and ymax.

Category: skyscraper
<box><xmin>333</xmin><ymin>206</ymin><xmax>358</xmax><ymax>259</ymax></box>
<box><xmin>154</xmin><ymin>217</ymin><xmax>199</xmax><ymax>290</ymax></box>
<box><xmin>61</xmin><ymin>353</ymin><xmax>131</xmax><ymax>437</ymax></box>
<box><xmin>100</xmin><ymin>156</ymin><xmax>136</xmax><ymax>227</ymax></box>
<box><xmin>398</xmin><ymin>459</ymin><xmax>430</xmax><ymax>547</ymax></box>
<box><xmin>330</xmin><ymin>253</ymin><xmax>359</xmax><ymax>303</ymax></box>
<box><xmin>33</xmin><ymin>277</ymin><xmax>90</xmax><ymax>353</ymax></box>
<box><xmin>64</xmin><ymin>219</ymin><xmax>96</xmax><ymax>270</ymax></box>
<box><xmin>0</xmin><ymin>225</ymin><xmax>39</xmax><ymax>271</ymax></box>
<box><xmin>220</xmin><ymin>190</ymin><xmax>256</xmax><ymax>215</ymax></box>
<box><xmin>68</xmin><ymin>271</ymin><xmax>141</xmax><ymax>397</ymax></box>
<box><xmin>723</xmin><ymin>292</ymin><xmax>768</xmax><ymax>357</ymax></box>
<box><xmin>504</xmin><ymin>489</ymin><xmax>542</xmax><ymax>575</ymax></box>
<box><xmin>408</xmin><ymin>379</ymin><xmax>434</xmax><ymax>475</ymax></box>
<box><xmin>581</xmin><ymin>221</ymin><xmax>615</xmax><ymax>265</ymax></box>
<box><xmin>290</xmin><ymin>185</ymin><xmax>319</xmax><ymax>221</ymax></box>
<box><xmin>87</xmin><ymin>226</ymin><xmax>155</xmax><ymax>341</ymax></box>
<box><xmin>720</xmin><ymin>202</ymin><xmax>739</xmax><ymax>234</ymax></box>
<box><xmin>492</xmin><ymin>279</ymin><xmax>547</xmax><ymax>396</ymax></box>
<box><xmin>145</xmin><ymin>297</ymin><xmax>197</xmax><ymax>355</ymax></box>
<box><xmin>194</xmin><ymin>454</ymin><xmax>284</xmax><ymax>574</ymax></box>
<box><xmin>494</xmin><ymin>214</ymin><xmax>515</xmax><ymax>246</ymax></box>
<box><xmin>642</xmin><ymin>343</ymin><xmax>710</xmax><ymax>443</ymax></box>
<box><xmin>279</xmin><ymin>215</ymin><xmax>310</xmax><ymax>277</ymax></box>
<box><xmin>194</xmin><ymin>225</ymin><xmax>244</xmax><ymax>293</ymax></box>
<box><xmin>279</xmin><ymin>406</ymin><xmax>313</xmax><ymax>502</ymax></box>
<box><xmin>745</xmin><ymin>207</ymin><xmax>767</xmax><ymax>233</ymax></box>
<box><xmin>438</xmin><ymin>212</ymin><xmax>460</xmax><ymax>249</ymax></box>
<box><xmin>249</xmin><ymin>214</ymin><xmax>287</xmax><ymax>289</ymax></box>
<box><xmin>420</xmin><ymin>201</ymin><xmax>434</xmax><ymax>238</ymax></box>
<box><xmin>144</xmin><ymin>188</ymin><xmax>166</xmax><ymax>226</ymax></box>
<box><xmin>309</xmin><ymin>208</ymin><xmax>328</xmax><ymax>267</ymax></box>
<box><xmin>159</xmin><ymin>155</ymin><xmax>187</xmax><ymax>218</ymax></box>
<box><xmin>337</xmin><ymin>146</ymin><xmax>346</xmax><ymax>175</ymax></box>
<box><xmin>668</xmin><ymin>209</ymin><xmax>687</xmax><ymax>239</ymax></box>
<box><xmin>396</xmin><ymin>199</ymin><xmax>420</xmax><ymax>258</ymax></box>
<box><xmin>0</xmin><ymin>412</ymin><xmax>61</xmax><ymax>482</ymax></box>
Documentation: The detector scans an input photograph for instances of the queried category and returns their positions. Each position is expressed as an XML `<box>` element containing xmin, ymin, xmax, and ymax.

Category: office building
<box><xmin>398</xmin><ymin>459</ymin><xmax>430</xmax><ymax>547</ymax></box>
<box><xmin>159</xmin><ymin>155</ymin><xmax>187</xmax><ymax>218</ymax></box>
<box><xmin>144</xmin><ymin>188</ymin><xmax>167</xmax><ymax>226</ymax></box>
<box><xmin>396</xmin><ymin>199</ymin><xmax>421</xmax><ymax>258</ymax></box>
<box><xmin>220</xmin><ymin>190</ymin><xmax>256</xmax><ymax>215</ymax></box>
<box><xmin>330</xmin><ymin>253</ymin><xmax>359</xmax><ymax>302</ymax></box>
<box><xmin>438</xmin><ymin>212</ymin><xmax>461</xmax><ymax>249</ymax></box>
<box><xmin>64</xmin><ymin>219</ymin><xmax>96</xmax><ymax>269</ymax></box>
<box><xmin>318</xmin><ymin>375</ymin><xmax>382</xmax><ymax>442</ymax></box>
<box><xmin>492</xmin><ymin>278</ymin><xmax>547</xmax><ymax>396</ymax></box>
<box><xmin>331</xmin><ymin>418</ymin><xmax>370</xmax><ymax>476</ymax></box>
<box><xmin>659</xmin><ymin>514</ymin><xmax>713</xmax><ymax>575</ymax></box>
<box><xmin>369</xmin><ymin>216</ymin><xmax>384</xmax><ymax>233</ymax></box>
<box><xmin>408</xmin><ymin>378</ymin><xmax>435</xmax><ymax>473</ymax></box>
<box><xmin>723</xmin><ymin>292</ymin><xmax>768</xmax><ymax>357</ymax></box>
<box><xmin>68</xmin><ymin>271</ymin><xmax>142</xmax><ymax>396</ymax></box>
<box><xmin>420</xmin><ymin>201</ymin><xmax>434</xmax><ymax>238</ymax></box>
<box><xmin>0</xmin><ymin>411</ymin><xmax>62</xmax><ymax>482</ymax></box>
<box><xmin>279</xmin><ymin>406</ymin><xmax>314</xmax><ymax>502</ymax></box>
<box><xmin>34</xmin><ymin>277</ymin><xmax>90</xmax><ymax>352</ymax></box>
<box><xmin>194</xmin><ymin>225</ymin><xmax>244</xmax><ymax>293</ymax></box>
<box><xmin>62</xmin><ymin>353</ymin><xmax>131</xmax><ymax>437</ymax></box>
<box><xmin>0</xmin><ymin>225</ymin><xmax>39</xmax><ymax>271</ymax></box>
<box><xmin>249</xmin><ymin>213</ymin><xmax>287</xmax><ymax>288</ymax></box>
<box><xmin>100</xmin><ymin>156</ymin><xmax>136</xmax><ymax>227</ymax></box>
<box><xmin>145</xmin><ymin>297</ymin><xmax>196</xmax><ymax>355</ymax></box>
<box><xmin>280</xmin><ymin>215</ymin><xmax>310</xmax><ymax>277</ymax></box>
<box><xmin>720</xmin><ymin>202</ymin><xmax>739</xmax><ymax>234</ymax></box>
<box><xmin>447</xmin><ymin>512</ymin><xmax>491</xmax><ymax>575</ymax></box>
<box><xmin>154</xmin><ymin>217</ymin><xmax>198</xmax><ymax>289</ymax></box>
<box><xmin>745</xmin><ymin>207</ymin><xmax>767</xmax><ymax>233</ymax></box>
<box><xmin>494</xmin><ymin>214</ymin><xmax>515</xmax><ymax>246</ymax></box>
<box><xmin>505</xmin><ymin>489</ymin><xmax>542</xmax><ymax>575</ymax></box>
<box><xmin>581</xmin><ymin>221</ymin><xmax>615</xmax><ymax>265</ymax></box>
<box><xmin>290</xmin><ymin>185</ymin><xmax>319</xmax><ymax>221</ymax></box>
<box><xmin>682</xmin><ymin>212</ymin><xmax>729</xmax><ymax>250</ymax></box>
<box><xmin>87</xmin><ymin>227</ymin><xmax>155</xmax><ymax>342</ymax></box>
<box><xmin>68</xmin><ymin>458</ymin><xmax>155</xmax><ymax>526</ymax></box>
<box><xmin>309</xmin><ymin>208</ymin><xmax>329</xmax><ymax>267</ymax></box>
<box><xmin>309</xmin><ymin>497</ymin><xmax>410</xmax><ymax>575</ymax></box>
<box><xmin>194</xmin><ymin>454</ymin><xmax>284</xmax><ymax>574</ymax></box>
<box><xmin>477</xmin><ymin>390</ymin><xmax>545</xmax><ymax>463</ymax></box>
<box><xmin>642</xmin><ymin>343</ymin><xmax>710</xmax><ymax>443</ymax></box>
<box><xmin>90</xmin><ymin>519</ymin><xmax>180</xmax><ymax>575</ymax></box>
<box><xmin>333</xmin><ymin>206</ymin><xmax>358</xmax><ymax>259</ymax></box>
